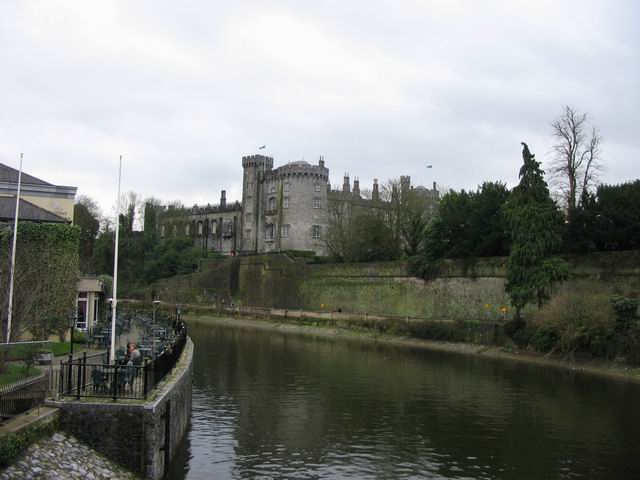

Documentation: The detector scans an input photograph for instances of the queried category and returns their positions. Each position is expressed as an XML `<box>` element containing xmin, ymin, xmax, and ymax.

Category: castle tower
<box><xmin>342</xmin><ymin>174</ymin><xmax>351</xmax><ymax>194</ymax></box>
<box><xmin>241</xmin><ymin>154</ymin><xmax>273</xmax><ymax>253</ymax></box>
<box><xmin>372</xmin><ymin>178</ymin><xmax>379</xmax><ymax>201</ymax></box>
<box><xmin>353</xmin><ymin>177</ymin><xmax>360</xmax><ymax>198</ymax></box>
<box><xmin>400</xmin><ymin>175</ymin><xmax>411</xmax><ymax>197</ymax></box>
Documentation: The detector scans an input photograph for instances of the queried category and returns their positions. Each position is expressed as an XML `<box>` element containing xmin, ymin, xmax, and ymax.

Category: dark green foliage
<box><xmin>73</xmin><ymin>196</ymin><xmax>101</xmax><ymax>273</ymax></box>
<box><xmin>561</xmin><ymin>181</ymin><xmax>640</xmax><ymax>253</ymax></box>
<box><xmin>91</xmin><ymin>196</ymin><xmax>205</xmax><ymax>295</ymax></box>
<box><xmin>415</xmin><ymin>181</ymin><xmax>510</xmax><ymax>278</ymax></box>
<box><xmin>0</xmin><ymin>418</ymin><xmax>59</xmax><ymax>466</ymax></box>
<box><xmin>142</xmin><ymin>237</ymin><xmax>208</xmax><ymax>284</ymax></box>
<box><xmin>561</xmin><ymin>194</ymin><xmax>598</xmax><ymax>253</ymax></box>
<box><xmin>504</xmin><ymin>144</ymin><xmax>570</xmax><ymax>316</ymax></box>
<box><xmin>593</xmin><ymin>180</ymin><xmax>640</xmax><ymax>251</ymax></box>
<box><xmin>423</xmin><ymin>182</ymin><xmax>510</xmax><ymax>260</ymax></box>
<box><xmin>349</xmin><ymin>211</ymin><xmax>399</xmax><ymax>262</ymax></box>
<box><xmin>92</xmin><ymin>228</ymin><xmax>114</xmax><ymax>276</ymax></box>
<box><xmin>143</xmin><ymin>198</ymin><xmax>162</xmax><ymax>245</ymax></box>
<box><xmin>610</xmin><ymin>295</ymin><xmax>639</xmax><ymax>331</ymax></box>
<box><xmin>0</xmin><ymin>222</ymin><xmax>80</xmax><ymax>341</ymax></box>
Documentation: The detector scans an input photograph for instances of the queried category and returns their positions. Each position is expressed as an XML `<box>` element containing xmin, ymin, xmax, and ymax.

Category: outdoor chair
<box><xmin>115</xmin><ymin>364</ymin><xmax>136</xmax><ymax>393</ymax></box>
<box><xmin>91</xmin><ymin>368</ymin><xmax>109</xmax><ymax>393</ymax></box>
<box><xmin>115</xmin><ymin>347</ymin><xmax>126</xmax><ymax>363</ymax></box>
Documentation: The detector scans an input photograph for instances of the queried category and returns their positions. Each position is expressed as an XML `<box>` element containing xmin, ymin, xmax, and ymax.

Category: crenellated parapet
<box><xmin>264</xmin><ymin>160</ymin><xmax>329</xmax><ymax>182</ymax></box>
<box><xmin>242</xmin><ymin>154</ymin><xmax>274</xmax><ymax>170</ymax></box>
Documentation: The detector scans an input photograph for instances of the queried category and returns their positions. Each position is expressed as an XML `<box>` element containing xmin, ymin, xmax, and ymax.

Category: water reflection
<box><xmin>169</xmin><ymin>318</ymin><xmax>640</xmax><ymax>479</ymax></box>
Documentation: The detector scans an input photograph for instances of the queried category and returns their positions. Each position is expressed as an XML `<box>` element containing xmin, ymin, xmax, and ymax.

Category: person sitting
<box><xmin>127</xmin><ymin>342</ymin><xmax>142</xmax><ymax>366</ymax></box>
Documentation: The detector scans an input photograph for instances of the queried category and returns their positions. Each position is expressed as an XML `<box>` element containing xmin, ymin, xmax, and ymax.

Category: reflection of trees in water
<box><xmin>188</xmin><ymin>319</ymin><xmax>640</xmax><ymax>479</ymax></box>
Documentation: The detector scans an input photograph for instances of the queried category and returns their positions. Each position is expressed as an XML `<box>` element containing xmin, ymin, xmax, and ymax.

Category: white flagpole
<box><xmin>109</xmin><ymin>155</ymin><xmax>122</xmax><ymax>363</ymax></box>
<box><xmin>6</xmin><ymin>153</ymin><xmax>23</xmax><ymax>343</ymax></box>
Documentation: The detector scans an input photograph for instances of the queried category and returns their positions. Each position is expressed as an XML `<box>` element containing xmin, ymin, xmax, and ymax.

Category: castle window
<box><xmin>265</xmin><ymin>223</ymin><xmax>274</xmax><ymax>239</ymax></box>
<box><xmin>283</xmin><ymin>197</ymin><xmax>290</xmax><ymax>208</ymax></box>
<box><xmin>314</xmin><ymin>183</ymin><xmax>321</xmax><ymax>192</ymax></box>
<box><xmin>160</xmin><ymin>225</ymin><xmax>165</xmax><ymax>238</ymax></box>
<box><xmin>222</xmin><ymin>219</ymin><xmax>233</xmax><ymax>238</ymax></box>
<box><xmin>312</xmin><ymin>225</ymin><xmax>321</xmax><ymax>238</ymax></box>
<box><xmin>245</xmin><ymin>229</ymin><xmax>251</xmax><ymax>238</ymax></box>
<box><xmin>185</xmin><ymin>224</ymin><xmax>190</xmax><ymax>235</ymax></box>
<box><xmin>247</xmin><ymin>181</ymin><xmax>254</xmax><ymax>189</ymax></box>
<box><xmin>284</xmin><ymin>183</ymin><xmax>291</xmax><ymax>192</ymax></box>
<box><xmin>282</xmin><ymin>224</ymin><xmax>290</xmax><ymax>238</ymax></box>
<box><xmin>245</xmin><ymin>212</ymin><xmax>252</xmax><ymax>222</ymax></box>
<box><xmin>268</xmin><ymin>197</ymin><xmax>276</xmax><ymax>211</ymax></box>
<box><xmin>270</xmin><ymin>185</ymin><xmax>276</xmax><ymax>193</ymax></box>
<box><xmin>313</xmin><ymin>198</ymin><xmax>320</xmax><ymax>208</ymax></box>
<box><xmin>198</xmin><ymin>222</ymin><xmax>203</xmax><ymax>235</ymax></box>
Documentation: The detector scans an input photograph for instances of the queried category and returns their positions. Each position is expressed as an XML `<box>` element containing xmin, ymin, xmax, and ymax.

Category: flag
<box><xmin>426</xmin><ymin>164</ymin><xmax>432</xmax><ymax>168</ymax></box>
<box><xmin>259</xmin><ymin>145</ymin><xmax>266</xmax><ymax>150</ymax></box>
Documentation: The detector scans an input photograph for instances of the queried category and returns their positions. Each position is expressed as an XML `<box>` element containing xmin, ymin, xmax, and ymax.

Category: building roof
<box><xmin>0</xmin><ymin>196</ymin><xmax>68</xmax><ymax>223</ymax></box>
<box><xmin>0</xmin><ymin>163</ymin><xmax>53</xmax><ymax>186</ymax></box>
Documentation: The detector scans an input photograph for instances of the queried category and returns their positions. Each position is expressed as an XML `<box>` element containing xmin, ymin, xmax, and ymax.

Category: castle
<box><xmin>158</xmin><ymin>154</ymin><xmax>439</xmax><ymax>256</ymax></box>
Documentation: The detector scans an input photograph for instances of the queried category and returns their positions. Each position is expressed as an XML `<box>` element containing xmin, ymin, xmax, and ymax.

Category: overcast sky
<box><xmin>1</xmin><ymin>0</ymin><xmax>638</xmax><ymax>217</ymax></box>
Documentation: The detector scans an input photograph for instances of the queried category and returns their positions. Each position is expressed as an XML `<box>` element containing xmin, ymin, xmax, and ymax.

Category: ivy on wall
<box><xmin>0</xmin><ymin>222</ymin><xmax>81</xmax><ymax>342</ymax></box>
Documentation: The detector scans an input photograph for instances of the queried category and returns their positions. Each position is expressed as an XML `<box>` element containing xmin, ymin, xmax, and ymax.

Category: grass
<box><xmin>51</xmin><ymin>340</ymin><xmax>84</xmax><ymax>357</ymax></box>
<box><xmin>0</xmin><ymin>364</ymin><xmax>41</xmax><ymax>387</ymax></box>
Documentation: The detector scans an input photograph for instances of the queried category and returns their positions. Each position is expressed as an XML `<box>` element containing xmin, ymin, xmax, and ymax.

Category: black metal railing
<box><xmin>57</xmin><ymin>322</ymin><xmax>187</xmax><ymax>401</ymax></box>
<box><xmin>0</xmin><ymin>371</ymin><xmax>51</xmax><ymax>421</ymax></box>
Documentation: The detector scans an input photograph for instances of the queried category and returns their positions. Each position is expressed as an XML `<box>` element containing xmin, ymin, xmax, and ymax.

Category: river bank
<box><xmin>187</xmin><ymin>313</ymin><xmax>640</xmax><ymax>384</ymax></box>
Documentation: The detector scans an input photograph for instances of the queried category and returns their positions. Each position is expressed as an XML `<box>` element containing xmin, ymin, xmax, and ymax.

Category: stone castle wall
<box><xmin>148</xmin><ymin>251</ymin><xmax>640</xmax><ymax>323</ymax></box>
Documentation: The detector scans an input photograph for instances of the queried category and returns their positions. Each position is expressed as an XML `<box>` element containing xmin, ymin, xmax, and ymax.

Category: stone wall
<box><xmin>47</xmin><ymin>338</ymin><xmax>193</xmax><ymax>479</ymax></box>
<box><xmin>149</xmin><ymin>251</ymin><xmax>640</xmax><ymax>322</ymax></box>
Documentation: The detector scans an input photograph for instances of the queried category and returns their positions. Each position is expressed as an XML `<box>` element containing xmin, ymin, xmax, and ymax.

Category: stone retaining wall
<box><xmin>46</xmin><ymin>338</ymin><xmax>193</xmax><ymax>479</ymax></box>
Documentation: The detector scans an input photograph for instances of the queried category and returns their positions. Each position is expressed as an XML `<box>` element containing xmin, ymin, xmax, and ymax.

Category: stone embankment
<box><xmin>1</xmin><ymin>432</ymin><xmax>138</xmax><ymax>480</ymax></box>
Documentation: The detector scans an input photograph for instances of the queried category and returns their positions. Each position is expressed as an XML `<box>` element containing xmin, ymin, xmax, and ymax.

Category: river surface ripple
<box><xmin>169</xmin><ymin>319</ymin><xmax>640</xmax><ymax>479</ymax></box>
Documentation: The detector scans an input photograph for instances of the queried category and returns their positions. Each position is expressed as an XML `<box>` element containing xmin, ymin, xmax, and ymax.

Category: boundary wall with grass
<box><xmin>46</xmin><ymin>337</ymin><xmax>193</xmax><ymax>479</ymax></box>
<box><xmin>148</xmin><ymin>251</ymin><xmax>640</xmax><ymax>325</ymax></box>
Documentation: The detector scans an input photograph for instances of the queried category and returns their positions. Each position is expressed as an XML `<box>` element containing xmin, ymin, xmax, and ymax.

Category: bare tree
<box><xmin>550</xmin><ymin>106</ymin><xmax>603</xmax><ymax>210</ymax></box>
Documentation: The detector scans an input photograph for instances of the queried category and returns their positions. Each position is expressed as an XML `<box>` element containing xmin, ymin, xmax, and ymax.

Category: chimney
<box><xmin>353</xmin><ymin>177</ymin><xmax>360</xmax><ymax>198</ymax></box>
<box><xmin>433</xmin><ymin>181</ymin><xmax>437</xmax><ymax>191</ymax></box>
<box><xmin>220</xmin><ymin>190</ymin><xmax>227</xmax><ymax>208</ymax></box>
<box><xmin>372</xmin><ymin>178</ymin><xmax>379</xmax><ymax>201</ymax></box>
<box><xmin>319</xmin><ymin>155</ymin><xmax>325</xmax><ymax>169</ymax></box>
<box><xmin>342</xmin><ymin>173</ymin><xmax>351</xmax><ymax>194</ymax></box>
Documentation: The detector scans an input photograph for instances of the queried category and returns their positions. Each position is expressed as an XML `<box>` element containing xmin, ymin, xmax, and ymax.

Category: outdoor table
<box><xmin>138</xmin><ymin>347</ymin><xmax>152</xmax><ymax>358</ymax></box>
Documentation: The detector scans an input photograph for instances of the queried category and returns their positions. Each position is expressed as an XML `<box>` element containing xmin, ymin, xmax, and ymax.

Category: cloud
<box><xmin>0</xmin><ymin>0</ymin><xmax>638</xmax><ymax>215</ymax></box>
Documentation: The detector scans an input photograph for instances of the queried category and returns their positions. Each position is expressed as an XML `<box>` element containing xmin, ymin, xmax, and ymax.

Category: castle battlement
<box><xmin>242</xmin><ymin>154</ymin><xmax>274</xmax><ymax>169</ymax></box>
<box><xmin>264</xmin><ymin>161</ymin><xmax>329</xmax><ymax>181</ymax></box>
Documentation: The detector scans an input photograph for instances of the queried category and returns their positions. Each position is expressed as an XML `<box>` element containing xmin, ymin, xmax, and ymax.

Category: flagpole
<box><xmin>6</xmin><ymin>153</ymin><xmax>23</xmax><ymax>343</ymax></box>
<box><xmin>109</xmin><ymin>155</ymin><xmax>122</xmax><ymax>363</ymax></box>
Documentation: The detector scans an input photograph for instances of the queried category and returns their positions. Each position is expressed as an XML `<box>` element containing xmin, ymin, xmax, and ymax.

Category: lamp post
<box><xmin>68</xmin><ymin>312</ymin><xmax>77</xmax><ymax>360</ymax></box>
<box><xmin>66</xmin><ymin>311</ymin><xmax>77</xmax><ymax>393</ymax></box>
<box><xmin>152</xmin><ymin>300</ymin><xmax>161</xmax><ymax>353</ymax></box>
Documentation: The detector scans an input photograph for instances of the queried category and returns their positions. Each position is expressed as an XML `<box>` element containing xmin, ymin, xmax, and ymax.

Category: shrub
<box><xmin>0</xmin><ymin>418</ymin><xmax>58</xmax><ymax>466</ymax></box>
<box><xmin>72</xmin><ymin>329</ymin><xmax>87</xmax><ymax>344</ymax></box>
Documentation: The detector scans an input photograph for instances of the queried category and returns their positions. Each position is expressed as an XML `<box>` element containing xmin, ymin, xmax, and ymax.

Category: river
<box><xmin>168</xmin><ymin>317</ymin><xmax>640</xmax><ymax>479</ymax></box>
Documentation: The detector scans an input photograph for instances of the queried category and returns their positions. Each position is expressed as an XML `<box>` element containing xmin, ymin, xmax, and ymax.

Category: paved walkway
<box><xmin>0</xmin><ymin>431</ymin><xmax>138</xmax><ymax>480</ymax></box>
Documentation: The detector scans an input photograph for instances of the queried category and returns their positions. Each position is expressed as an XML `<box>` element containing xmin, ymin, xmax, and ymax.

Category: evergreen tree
<box><xmin>504</xmin><ymin>143</ymin><xmax>570</xmax><ymax>317</ymax></box>
<box><xmin>74</xmin><ymin>196</ymin><xmax>101</xmax><ymax>273</ymax></box>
